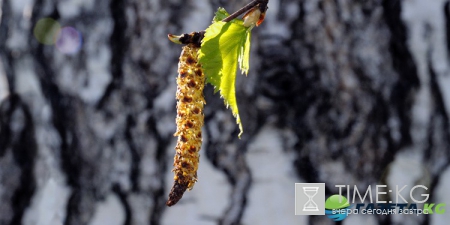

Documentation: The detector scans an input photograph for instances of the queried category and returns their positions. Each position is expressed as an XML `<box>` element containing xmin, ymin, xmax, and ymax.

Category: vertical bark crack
<box><xmin>112</xmin><ymin>184</ymin><xmax>132</xmax><ymax>225</ymax></box>
<box><xmin>125</xmin><ymin>115</ymin><xmax>140</xmax><ymax>192</ymax></box>
<box><xmin>0</xmin><ymin>95</ymin><xmax>37</xmax><ymax>224</ymax></box>
<box><xmin>445</xmin><ymin>1</ymin><xmax>450</xmax><ymax>60</ymax></box>
<box><xmin>382</xmin><ymin>0</ymin><xmax>420</xmax><ymax>148</ymax></box>
<box><xmin>97</xmin><ymin>0</ymin><xmax>128</xmax><ymax>109</ymax></box>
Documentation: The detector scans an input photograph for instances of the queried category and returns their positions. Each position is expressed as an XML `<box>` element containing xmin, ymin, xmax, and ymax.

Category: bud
<box><xmin>243</xmin><ymin>6</ymin><xmax>266</xmax><ymax>27</ymax></box>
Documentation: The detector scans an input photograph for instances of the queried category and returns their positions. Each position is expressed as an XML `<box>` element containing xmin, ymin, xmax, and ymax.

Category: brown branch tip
<box><xmin>167</xmin><ymin>0</ymin><xmax>269</xmax><ymax>45</ymax></box>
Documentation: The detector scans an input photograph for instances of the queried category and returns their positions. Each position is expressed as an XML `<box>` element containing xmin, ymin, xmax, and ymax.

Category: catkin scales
<box><xmin>167</xmin><ymin>43</ymin><xmax>205</xmax><ymax>206</ymax></box>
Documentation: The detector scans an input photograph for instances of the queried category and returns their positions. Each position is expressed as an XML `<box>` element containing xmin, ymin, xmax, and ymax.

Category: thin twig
<box><xmin>222</xmin><ymin>0</ymin><xmax>260</xmax><ymax>22</ymax></box>
<box><xmin>168</xmin><ymin>0</ymin><xmax>269</xmax><ymax>46</ymax></box>
<box><xmin>222</xmin><ymin>0</ymin><xmax>269</xmax><ymax>22</ymax></box>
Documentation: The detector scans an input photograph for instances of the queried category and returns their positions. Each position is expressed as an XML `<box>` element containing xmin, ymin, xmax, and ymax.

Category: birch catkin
<box><xmin>167</xmin><ymin>43</ymin><xmax>205</xmax><ymax>206</ymax></box>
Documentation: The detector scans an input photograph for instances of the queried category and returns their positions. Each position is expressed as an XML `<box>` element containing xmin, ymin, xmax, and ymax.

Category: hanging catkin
<box><xmin>166</xmin><ymin>43</ymin><xmax>205</xmax><ymax>206</ymax></box>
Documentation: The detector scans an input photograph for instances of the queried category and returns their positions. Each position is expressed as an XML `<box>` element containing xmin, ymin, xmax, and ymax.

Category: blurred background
<box><xmin>1</xmin><ymin>0</ymin><xmax>450</xmax><ymax>224</ymax></box>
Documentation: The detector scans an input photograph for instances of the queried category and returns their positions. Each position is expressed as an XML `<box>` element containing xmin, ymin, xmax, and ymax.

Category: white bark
<box><xmin>1</xmin><ymin>0</ymin><xmax>450</xmax><ymax>224</ymax></box>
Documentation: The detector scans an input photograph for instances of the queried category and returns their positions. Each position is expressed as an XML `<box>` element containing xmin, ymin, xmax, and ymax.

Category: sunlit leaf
<box><xmin>198</xmin><ymin>9</ymin><xmax>253</xmax><ymax>137</ymax></box>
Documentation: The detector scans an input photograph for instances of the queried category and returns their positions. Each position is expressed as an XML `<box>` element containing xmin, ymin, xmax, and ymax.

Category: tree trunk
<box><xmin>1</xmin><ymin>0</ymin><xmax>450</xmax><ymax>225</ymax></box>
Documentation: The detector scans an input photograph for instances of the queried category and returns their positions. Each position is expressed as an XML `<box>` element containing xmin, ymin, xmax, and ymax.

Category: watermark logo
<box><xmin>295</xmin><ymin>184</ymin><xmax>446</xmax><ymax>221</ymax></box>
<box><xmin>325</xmin><ymin>195</ymin><xmax>351</xmax><ymax>221</ymax></box>
<box><xmin>295</xmin><ymin>183</ymin><xmax>325</xmax><ymax>215</ymax></box>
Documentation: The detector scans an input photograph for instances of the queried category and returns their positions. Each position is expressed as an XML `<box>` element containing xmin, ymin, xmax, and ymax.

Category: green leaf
<box><xmin>239</xmin><ymin>29</ymin><xmax>251</xmax><ymax>75</ymax></box>
<box><xmin>213</xmin><ymin>7</ymin><xmax>229</xmax><ymax>22</ymax></box>
<box><xmin>198</xmin><ymin>9</ymin><xmax>252</xmax><ymax>137</ymax></box>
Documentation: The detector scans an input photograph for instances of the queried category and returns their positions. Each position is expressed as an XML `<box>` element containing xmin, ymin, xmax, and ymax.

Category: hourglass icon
<box><xmin>303</xmin><ymin>187</ymin><xmax>319</xmax><ymax>211</ymax></box>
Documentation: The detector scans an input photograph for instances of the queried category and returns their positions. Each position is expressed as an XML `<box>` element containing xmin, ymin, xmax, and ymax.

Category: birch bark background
<box><xmin>1</xmin><ymin>0</ymin><xmax>450</xmax><ymax>225</ymax></box>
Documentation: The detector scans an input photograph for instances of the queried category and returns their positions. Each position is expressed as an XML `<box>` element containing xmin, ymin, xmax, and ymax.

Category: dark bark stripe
<box><xmin>445</xmin><ymin>1</ymin><xmax>450</xmax><ymax>59</ymax></box>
